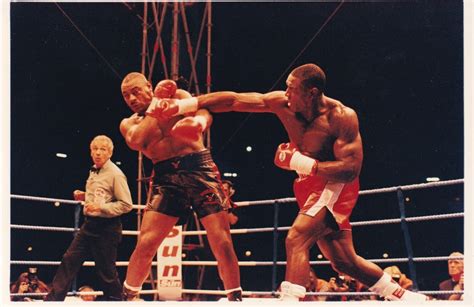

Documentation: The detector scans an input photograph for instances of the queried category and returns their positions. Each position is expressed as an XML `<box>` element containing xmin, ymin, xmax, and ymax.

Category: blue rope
<box><xmin>397</xmin><ymin>188</ymin><xmax>419</xmax><ymax>290</ymax></box>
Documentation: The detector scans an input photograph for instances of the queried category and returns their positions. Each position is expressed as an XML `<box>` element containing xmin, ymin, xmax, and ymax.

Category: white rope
<box><xmin>9</xmin><ymin>288</ymin><xmax>463</xmax><ymax>298</ymax></box>
<box><xmin>358</xmin><ymin>178</ymin><xmax>464</xmax><ymax>195</ymax></box>
<box><xmin>11</xmin><ymin>178</ymin><xmax>463</xmax><ymax>208</ymax></box>
<box><xmin>11</xmin><ymin>224</ymin><xmax>76</xmax><ymax>232</ymax></box>
<box><xmin>11</xmin><ymin>212</ymin><xmax>463</xmax><ymax>236</ymax></box>
<box><xmin>300</xmin><ymin>290</ymin><xmax>464</xmax><ymax>297</ymax></box>
<box><xmin>10</xmin><ymin>290</ymin><xmax>105</xmax><ymax>298</ymax></box>
<box><xmin>234</xmin><ymin>178</ymin><xmax>463</xmax><ymax>207</ymax></box>
<box><xmin>236</xmin><ymin>197</ymin><xmax>296</xmax><ymax>207</ymax></box>
<box><xmin>9</xmin><ymin>180</ymin><xmax>464</xmax><ymax>301</ymax></box>
<box><xmin>11</xmin><ymin>194</ymin><xmax>80</xmax><ymax>205</ymax></box>
<box><xmin>10</xmin><ymin>194</ymin><xmax>145</xmax><ymax>209</ymax></box>
<box><xmin>10</xmin><ymin>255</ymin><xmax>463</xmax><ymax>268</ymax></box>
<box><xmin>350</xmin><ymin>212</ymin><xmax>464</xmax><ymax>226</ymax></box>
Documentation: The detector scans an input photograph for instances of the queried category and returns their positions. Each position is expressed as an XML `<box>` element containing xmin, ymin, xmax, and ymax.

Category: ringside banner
<box><xmin>157</xmin><ymin>226</ymin><xmax>182</xmax><ymax>300</ymax></box>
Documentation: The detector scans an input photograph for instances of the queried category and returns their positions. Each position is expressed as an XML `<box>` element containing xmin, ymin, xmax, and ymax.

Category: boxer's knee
<box><xmin>285</xmin><ymin>228</ymin><xmax>308</xmax><ymax>253</ymax></box>
<box><xmin>211</xmin><ymin>236</ymin><xmax>235</xmax><ymax>259</ymax></box>
<box><xmin>134</xmin><ymin>235</ymin><xmax>160</xmax><ymax>259</ymax></box>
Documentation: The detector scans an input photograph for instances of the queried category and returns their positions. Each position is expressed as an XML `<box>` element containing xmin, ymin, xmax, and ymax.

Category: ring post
<box><xmin>271</xmin><ymin>200</ymin><xmax>280</xmax><ymax>296</ymax></box>
<box><xmin>396</xmin><ymin>188</ymin><xmax>419</xmax><ymax>290</ymax></box>
<box><xmin>72</xmin><ymin>203</ymin><xmax>81</xmax><ymax>292</ymax></box>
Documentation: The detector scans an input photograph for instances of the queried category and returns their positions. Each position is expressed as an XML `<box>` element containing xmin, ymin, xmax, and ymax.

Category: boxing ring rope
<box><xmin>10</xmin><ymin>178</ymin><xmax>464</xmax><ymax>299</ymax></box>
<box><xmin>10</xmin><ymin>178</ymin><xmax>463</xmax><ymax>207</ymax></box>
<box><xmin>10</xmin><ymin>255</ymin><xmax>465</xmax><ymax>268</ymax></box>
<box><xmin>10</xmin><ymin>289</ymin><xmax>465</xmax><ymax>299</ymax></box>
<box><xmin>10</xmin><ymin>212</ymin><xmax>464</xmax><ymax>235</ymax></box>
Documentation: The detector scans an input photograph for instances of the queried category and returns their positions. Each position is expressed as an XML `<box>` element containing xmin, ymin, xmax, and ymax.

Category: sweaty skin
<box><xmin>120</xmin><ymin>78</ymin><xmax>209</xmax><ymax>163</ymax></box>
<box><xmin>148</xmin><ymin>69</ymin><xmax>380</xmax><ymax>290</ymax></box>
<box><xmin>153</xmin><ymin>87</ymin><xmax>363</xmax><ymax>182</ymax></box>
<box><xmin>119</xmin><ymin>74</ymin><xmax>241</xmax><ymax>299</ymax></box>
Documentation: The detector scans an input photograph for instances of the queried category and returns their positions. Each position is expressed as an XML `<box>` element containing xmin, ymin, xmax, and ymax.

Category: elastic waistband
<box><xmin>153</xmin><ymin>149</ymin><xmax>213</xmax><ymax>173</ymax></box>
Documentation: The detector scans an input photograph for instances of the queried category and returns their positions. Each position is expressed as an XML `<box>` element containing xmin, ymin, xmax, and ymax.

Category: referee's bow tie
<box><xmin>90</xmin><ymin>166</ymin><xmax>101</xmax><ymax>174</ymax></box>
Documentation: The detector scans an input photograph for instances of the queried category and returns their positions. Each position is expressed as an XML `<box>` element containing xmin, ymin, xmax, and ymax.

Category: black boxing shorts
<box><xmin>147</xmin><ymin>149</ymin><xmax>226</xmax><ymax>223</ymax></box>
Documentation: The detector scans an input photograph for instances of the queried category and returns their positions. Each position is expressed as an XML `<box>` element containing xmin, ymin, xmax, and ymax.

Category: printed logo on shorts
<box><xmin>171</xmin><ymin>161</ymin><xmax>181</xmax><ymax>169</ymax></box>
<box><xmin>199</xmin><ymin>188</ymin><xmax>221</xmax><ymax>205</ymax></box>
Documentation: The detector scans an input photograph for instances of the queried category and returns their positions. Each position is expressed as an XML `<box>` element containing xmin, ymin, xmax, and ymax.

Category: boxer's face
<box><xmin>121</xmin><ymin>77</ymin><xmax>153</xmax><ymax>114</ymax></box>
<box><xmin>285</xmin><ymin>75</ymin><xmax>311</xmax><ymax>113</ymax></box>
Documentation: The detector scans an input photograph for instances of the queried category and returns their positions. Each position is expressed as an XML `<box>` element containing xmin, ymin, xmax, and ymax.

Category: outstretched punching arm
<box><xmin>147</xmin><ymin>91</ymin><xmax>287</xmax><ymax>118</ymax></box>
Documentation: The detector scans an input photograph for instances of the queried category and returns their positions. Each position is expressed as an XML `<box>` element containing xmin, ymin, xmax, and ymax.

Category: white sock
<box><xmin>280</xmin><ymin>281</ymin><xmax>305</xmax><ymax>301</ymax></box>
<box><xmin>225</xmin><ymin>287</ymin><xmax>243</xmax><ymax>294</ymax></box>
<box><xmin>123</xmin><ymin>280</ymin><xmax>142</xmax><ymax>293</ymax></box>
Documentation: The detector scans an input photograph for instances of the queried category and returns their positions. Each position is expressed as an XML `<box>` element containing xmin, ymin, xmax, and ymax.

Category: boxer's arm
<box><xmin>155</xmin><ymin>91</ymin><xmax>288</xmax><ymax>117</ymax></box>
<box><xmin>174</xmin><ymin>88</ymin><xmax>192</xmax><ymax>99</ymax></box>
<box><xmin>170</xmin><ymin>109</ymin><xmax>212</xmax><ymax>140</ymax></box>
<box><xmin>317</xmin><ymin>107</ymin><xmax>363</xmax><ymax>182</ymax></box>
<box><xmin>119</xmin><ymin>114</ymin><xmax>157</xmax><ymax>151</ymax></box>
<box><xmin>198</xmin><ymin>91</ymin><xmax>286</xmax><ymax>113</ymax></box>
<box><xmin>193</xmin><ymin>108</ymin><xmax>213</xmax><ymax>130</ymax></box>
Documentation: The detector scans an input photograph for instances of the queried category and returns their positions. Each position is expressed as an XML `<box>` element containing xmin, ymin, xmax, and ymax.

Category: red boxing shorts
<box><xmin>293</xmin><ymin>175</ymin><xmax>359</xmax><ymax>230</ymax></box>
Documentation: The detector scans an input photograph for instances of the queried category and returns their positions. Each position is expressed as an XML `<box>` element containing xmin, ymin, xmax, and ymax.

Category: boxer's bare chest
<box><xmin>285</xmin><ymin>113</ymin><xmax>336</xmax><ymax>161</ymax></box>
<box><xmin>141</xmin><ymin>117</ymin><xmax>197</xmax><ymax>161</ymax></box>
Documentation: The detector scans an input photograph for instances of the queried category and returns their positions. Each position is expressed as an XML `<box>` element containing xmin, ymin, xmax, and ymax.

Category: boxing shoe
<box><xmin>385</xmin><ymin>289</ymin><xmax>429</xmax><ymax>302</ymax></box>
<box><xmin>279</xmin><ymin>281</ymin><xmax>305</xmax><ymax>301</ymax></box>
<box><xmin>122</xmin><ymin>281</ymin><xmax>143</xmax><ymax>301</ymax></box>
<box><xmin>226</xmin><ymin>287</ymin><xmax>243</xmax><ymax>301</ymax></box>
<box><xmin>370</xmin><ymin>272</ymin><xmax>429</xmax><ymax>302</ymax></box>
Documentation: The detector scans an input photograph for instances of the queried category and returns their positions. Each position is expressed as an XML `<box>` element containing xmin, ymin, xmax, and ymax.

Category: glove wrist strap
<box><xmin>289</xmin><ymin>151</ymin><xmax>317</xmax><ymax>175</ymax></box>
<box><xmin>177</xmin><ymin>97</ymin><xmax>198</xmax><ymax>115</ymax></box>
<box><xmin>145</xmin><ymin>97</ymin><xmax>159</xmax><ymax>114</ymax></box>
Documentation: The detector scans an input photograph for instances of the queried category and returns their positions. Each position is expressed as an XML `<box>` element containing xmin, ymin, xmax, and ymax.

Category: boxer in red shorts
<box><xmin>148</xmin><ymin>63</ymin><xmax>428</xmax><ymax>302</ymax></box>
<box><xmin>293</xmin><ymin>170</ymin><xmax>359</xmax><ymax>231</ymax></box>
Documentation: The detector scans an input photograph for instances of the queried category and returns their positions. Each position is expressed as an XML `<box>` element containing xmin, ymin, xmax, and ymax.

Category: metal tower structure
<box><xmin>124</xmin><ymin>1</ymin><xmax>213</xmax><ymax>299</ymax></box>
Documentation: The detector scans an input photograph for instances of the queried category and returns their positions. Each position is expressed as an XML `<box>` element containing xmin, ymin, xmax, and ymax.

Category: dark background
<box><xmin>10</xmin><ymin>1</ymin><xmax>464</xmax><ymax>297</ymax></box>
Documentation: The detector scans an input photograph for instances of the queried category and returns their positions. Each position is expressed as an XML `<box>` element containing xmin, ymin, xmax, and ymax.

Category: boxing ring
<box><xmin>10</xmin><ymin>178</ymin><xmax>464</xmax><ymax>300</ymax></box>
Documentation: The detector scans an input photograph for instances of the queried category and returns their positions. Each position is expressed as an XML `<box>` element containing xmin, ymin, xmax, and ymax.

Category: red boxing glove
<box><xmin>146</xmin><ymin>97</ymin><xmax>176</xmax><ymax>118</ymax></box>
<box><xmin>274</xmin><ymin>142</ymin><xmax>318</xmax><ymax>175</ymax></box>
<box><xmin>274</xmin><ymin>143</ymin><xmax>298</xmax><ymax>171</ymax></box>
<box><xmin>154</xmin><ymin>79</ymin><xmax>177</xmax><ymax>98</ymax></box>
<box><xmin>170</xmin><ymin>116</ymin><xmax>207</xmax><ymax>141</ymax></box>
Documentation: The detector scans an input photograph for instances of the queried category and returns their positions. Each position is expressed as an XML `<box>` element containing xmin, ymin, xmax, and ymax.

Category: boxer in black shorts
<box><xmin>148</xmin><ymin>149</ymin><xmax>226</xmax><ymax>220</ymax></box>
<box><xmin>119</xmin><ymin>74</ymin><xmax>241</xmax><ymax>301</ymax></box>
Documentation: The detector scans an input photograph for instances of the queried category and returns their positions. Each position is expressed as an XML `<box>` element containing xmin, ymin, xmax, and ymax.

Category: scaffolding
<box><xmin>124</xmin><ymin>1</ymin><xmax>214</xmax><ymax>299</ymax></box>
